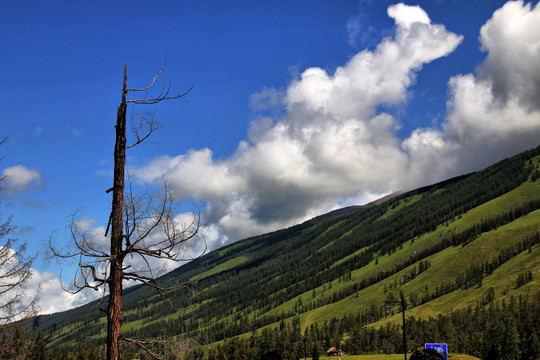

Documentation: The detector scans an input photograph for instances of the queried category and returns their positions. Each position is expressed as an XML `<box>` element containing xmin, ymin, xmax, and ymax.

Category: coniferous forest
<box><xmin>5</xmin><ymin>144</ymin><xmax>540</xmax><ymax>359</ymax></box>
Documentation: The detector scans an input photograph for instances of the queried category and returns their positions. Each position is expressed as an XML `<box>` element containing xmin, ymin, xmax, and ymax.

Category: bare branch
<box><xmin>126</xmin><ymin>111</ymin><xmax>163</xmax><ymax>149</ymax></box>
<box><xmin>126</xmin><ymin>83</ymin><xmax>193</xmax><ymax>105</ymax></box>
<box><xmin>80</xmin><ymin>264</ymin><xmax>106</xmax><ymax>290</ymax></box>
<box><xmin>123</xmin><ymin>338</ymin><xmax>171</xmax><ymax>360</ymax></box>
<box><xmin>124</xmin><ymin>54</ymin><xmax>194</xmax><ymax>105</ymax></box>
<box><xmin>126</xmin><ymin>56</ymin><xmax>168</xmax><ymax>93</ymax></box>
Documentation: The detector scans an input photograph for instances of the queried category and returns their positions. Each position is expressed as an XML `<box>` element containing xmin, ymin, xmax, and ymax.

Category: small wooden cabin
<box><xmin>326</xmin><ymin>347</ymin><xmax>343</xmax><ymax>356</ymax></box>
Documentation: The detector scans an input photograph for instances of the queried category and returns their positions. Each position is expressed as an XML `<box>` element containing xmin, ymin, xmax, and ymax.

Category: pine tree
<box><xmin>311</xmin><ymin>343</ymin><xmax>320</xmax><ymax>360</ymax></box>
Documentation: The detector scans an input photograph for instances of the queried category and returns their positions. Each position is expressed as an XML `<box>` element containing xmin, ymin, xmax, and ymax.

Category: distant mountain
<box><xmin>38</xmin><ymin>144</ymin><xmax>540</xmax><ymax>359</ymax></box>
<box><xmin>313</xmin><ymin>191</ymin><xmax>403</xmax><ymax>221</ymax></box>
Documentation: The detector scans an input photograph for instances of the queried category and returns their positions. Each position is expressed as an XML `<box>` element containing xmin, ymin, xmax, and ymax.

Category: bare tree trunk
<box><xmin>49</xmin><ymin>60</ymin><xmax>198</xmax><ymax>360</ymax></box>
<box><xmin>107</xmin><ymin>63</ymin><xmax>128</xmax><ymax>360</ymax></box>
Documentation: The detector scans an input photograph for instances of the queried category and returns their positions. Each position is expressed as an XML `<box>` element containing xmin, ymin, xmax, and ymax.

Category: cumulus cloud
<box><xmin>1</xmin><ymin>165</ymin><xmax>44</xmax><ymax>194</ymax></box>
<box><xmin>28</xmin><ymin>270</ymin><xmax>100</xmax><ymax>315</ymax></box>
<box><xmin>132</xmin><ymin>2</ymin><xmax>540</xmax><ymax>251</ymax></box>
<box><xmin>249</xmin><ymin>87</ymin><xmax>285</xmax><ymax>114</ymax></box>
<box><xmin>73</xmin><ymin>218</ymin><xmax>110</xmax><ymax>251</ymax></box>
<box><xmin>0</xmin><ymin>245</ymin><xmax>97</xmax><ymax>318</ymax></box>
<box><xmin>387</xmin><ymin>3</ymin><xmax>430</xmax><ymax>28</ymax></box>
<box><xmin>133</xmin><ymin>3</ymin><xmax>465</xmax><ymax>248</ymax></box>
<box><xmin>284</xmin><ymin>3</ymin><xmax>463</xmax><ymax>122</ymax></box>
<box><xmin>135</xmin><ymin>149</ymin><xmax>247</xmax><ymax>201</ymax></box>
<box><xmin>410</xmin><ymin>0</ymin><xmax>540</xmax><ymax>175</ymax></box>
<box><xmin>477</xmin><ymin>0</ymin><xmax>540</xmax><ymax>110</ymax></box>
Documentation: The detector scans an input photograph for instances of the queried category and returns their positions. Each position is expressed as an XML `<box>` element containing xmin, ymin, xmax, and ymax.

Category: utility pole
<box><xmin>384</xmin><ymin>291</ymin><xmax>407</xmax><ymax>360</ymax></box>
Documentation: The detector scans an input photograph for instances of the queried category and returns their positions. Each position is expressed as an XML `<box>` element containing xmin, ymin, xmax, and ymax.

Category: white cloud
<box><xmin>477</xmin><ymin>0</ymin><xmax>540</xmax><ymax>110</ymax></box>
<box><xmin>40</xmin><ymin>210</ymin><xmax>207</xmax><ymax>314</ymax></box>
<box><xmin>248</xmin><ymin>87</ymin><xmax>284</xmax><ymax>113</ymax></box>
<box><xmin>401</xmin><ymin>128</ymin><xmax>458</xmax><ymax>188</ymax></box>
<box><xmin>134</xmin><ymin>3</ymin><xmax>464</xmax><ymax>244</ymax></box>
<box><xmin>285</xmin><ymin>4</ymin><xmax>462</xmax><ymax>120</ymax></box>
<box><xmin>437</xmin><ymin>0</ymin><xmax>540</xmax><ymax>173</ymax></box>
<box><xmin>346</xmin><ymin>15</ymin><xmax>363</xmax><ymax>48</ymax></box>
<box><xmin>131</xmin><ymin>1</ymin><xmax>540</xmax><ymax>249</ymax></box>
<box><xmin>387</xmin><ymin>3</ymin><xmax>430</xmax><ymax>28</ymax></box>
<box><xmin>1</xmin><ymin>165</ymin><xmax>44</xmax><ymax>194</ymax></box>
<box><xmin>29</xmin><ymin>270</ymin><xmax>100</xmax><ymax>315</ymax></box>
<box><xmin>74</xmin><ymin>218</ymin><xmax>110</xmax><ymax>251</ymax></box>
<box><xmin>134</xmin><ymin>149</ymin><xmax>247</xmax><ymax>200</ymax></box>
<box><xmin>0</xmin><ymin>244</ymin><xmax>99</xmax><ymax>318</ymax></box>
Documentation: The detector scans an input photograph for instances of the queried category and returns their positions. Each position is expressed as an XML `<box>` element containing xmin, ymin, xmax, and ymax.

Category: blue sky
<box><xmin>2</xmin><ymin>0</ymin><xmax>540</xmax><ymax>313</ymax></box>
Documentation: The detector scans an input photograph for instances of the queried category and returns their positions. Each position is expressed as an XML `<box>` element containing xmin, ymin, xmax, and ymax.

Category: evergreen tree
<box><xmin>311</xmin><ymin>343</ymin><xmax>320</xmax><ymax>360</ymax></box>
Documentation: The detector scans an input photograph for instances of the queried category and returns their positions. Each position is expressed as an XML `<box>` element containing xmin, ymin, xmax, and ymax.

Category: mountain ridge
<box><xmin>37</xmin><ymin>144</ymin><xmax>540</xmax><ymax>359</ymax></box>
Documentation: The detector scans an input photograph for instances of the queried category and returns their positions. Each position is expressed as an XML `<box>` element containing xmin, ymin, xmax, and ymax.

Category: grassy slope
<box><xmin>43</xmin><ymin>152</ymin><xmax>540</xmax><ymax>351</ymax></box>
<box><xmin>190</xmin><ymin>256</ymin><xmax>250</xmax><ymax>281</ymax></box>
<box><xmin>89</xmin><ymin>180</ymin><xmax>540</xmax><ymax>341</ymax></box>
<box><xmin>236</xmin><ymin>179</ymin><xmax>540</xmax><ymax>333</ymax></box>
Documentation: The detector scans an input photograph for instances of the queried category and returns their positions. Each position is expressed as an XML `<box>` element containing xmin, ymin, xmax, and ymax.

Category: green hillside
<box><xmin>38</xmin><ymin>145</ymin><xmax>540</xmax><ymax>359</ymax></box>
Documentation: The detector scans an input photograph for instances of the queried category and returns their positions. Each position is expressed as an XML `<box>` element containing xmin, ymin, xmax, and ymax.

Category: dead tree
<box><xmin>50</xmin><ymin>62</ymin><xmax>201</xmax><ymax>360</ymax></box>
<box><xmin>0</xmin><ymin>137</ymin><xmax>39</xmax><ymax>358</ymax></box>
<box><xmin>0</xmin><ymin>137</ymin><xmax>38</xmax><ymax>326</ymax></box>
<box><xmin>0</xmin><ymin>233</ymin><xmax>37</xmax><ymax>325</ymax></box>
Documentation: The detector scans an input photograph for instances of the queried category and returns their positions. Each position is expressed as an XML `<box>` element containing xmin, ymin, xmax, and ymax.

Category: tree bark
<box><xmin>107</xmin><ymin>63</ymin><xmax>128</xmax><ymax>360</ymax></box>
